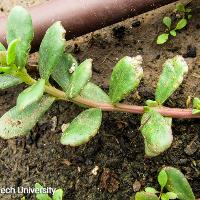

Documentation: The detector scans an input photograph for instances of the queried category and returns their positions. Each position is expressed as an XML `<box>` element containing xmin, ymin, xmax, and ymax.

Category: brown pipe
<box><xmin>0</xmin><ymin>0</ymin><xmax>178</xmax><ymax>52</ymax></box>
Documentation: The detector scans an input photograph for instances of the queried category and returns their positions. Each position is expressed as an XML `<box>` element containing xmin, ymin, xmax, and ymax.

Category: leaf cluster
<box><xmin>134</xmin><ymin>167</ymin><xmax>195</xmax><ymax>200</ymax></box>
<box><xmin>157</xmin><ymin>3</ymin><xmax>192</xmax><ymax>44</ymax></box>
<box><xmin>0</xmin><ymin>6</ymin><xmax>199</xmax><ymax>159</ymax></box>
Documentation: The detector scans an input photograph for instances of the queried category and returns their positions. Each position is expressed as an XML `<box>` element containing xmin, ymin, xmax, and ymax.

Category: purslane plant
<box><xmin>0</xmin><ymin>6</ymin><xmax>200</xmax><ymax>158</ymax></box>
<box><xmin>157</xmin><ymin>3</ymin><xmax>192</xmax><ymax>44</ymax></box>
<box><xmin>134</xmin><ymin>167</ymin><xmax>195</xmax><ymax>200</ymax></box>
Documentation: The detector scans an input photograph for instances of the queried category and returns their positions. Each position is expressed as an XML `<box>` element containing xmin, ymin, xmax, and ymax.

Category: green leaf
<box><xmin>155</xmin><ymin>56</ymin><xmax>188</xmax><ymax>105</ymax></box>
<box><xmin>145</xmin><ymin>100</ymin><xmax>158</xmax><ymax>107</ymax></box>
<box><xmin>192</xmin><ymin>109</ymin><xmax>200</xmax><ymax>115</ymax></box>
<box><xmin>80</xmin><ymin>82</ymin><xmax>111</xmax><ymax>104</ymax></box>
<box><xmin>170</xmin><ymin>30</ymin><xmax>176</xmax><ymax>37</ymax></box>
<box><xmin>161</xmin><ymin>193</ymin><xmax>169</xmax><ymax>200</ymax></box>
<box><xmin>60</xmin><ymin>108</ymin><xmax>102</xmax><ymax>146</ymax></box>
<box><xmin>192</xmin><ymin>97</ymin><xmax>200</xmax><ymax>114</ymax></box>
<box><xmin>158</xmin><ymin>169</ymin><xmax>168</xmax><ymax>189</ymax></box>
<box><xmin>16</xmin><ymin>79</ymin><xmax>45</xmax><ymax>111</ymax></box>
<box><xmin>145</xmin><ymin>187</ymin><xmax>158</xmax><ymax>194</ymax></box>
<box><xmin>53</xmin><ymin>189</ymin><xmax>63</xmax><ymax>200</ymax></box>
<box><xmin>109</xmin><ymin>56</ymin><xmax>143</xmax><ymax>104</ymax></box>
<box><xmin>39</xmin><ymin>21</ymin><xmax>66</xmax><ymax>82</ymax></box>
<box><xmin>51</xmin><ymin>53</ymin><xmax>78</xmax><ymax>91</ymax></box>
<box><xmin>163</xmin><ymin>17</ymin><xmax>172</xmax><ymax>29</ymax></box>
<box><xmin>175</xmin><ymin>19</ymin><xmax>187</xmax><ymax>30</ymax></box>
<box><xmin>166</xmin><ymin>192</ymin><xmax>178</xmax><ymax>199</ymax></box>
<box><xmin>6</xmin><ymin>38</ymin><xmax>20</xmax><ymax>65</ymax></box>
<box><xmin>141</xmin><ymin>107</ymin><xmax>173</xmax><ymax>157</ymax></box>
<box><xmin>157</xmin><ymin>34</ymin><xmax>169</xmax><ymax>45</ymax></box>
<box><xmin>67</xmin><ymin>59</ymin><xmax>92</xmax><ymax>98</ymax></box>
<box><xmin>35</xmin><ymin>183</ymin><xmax>52</xmax><ymax>200</ymax></box>
<box><xmin>0</xmin><ymin>96</ymin><xmax>54</xmax><ymax>139</ymax></box>
<box><xmin>135</xmin><ymin>192</ymin><xmax>159</xmax><ymax>200</ymax></box>
<box><xmin>0</xmin><ymin>42</ymin><xmax>6</xmax><ymax>51</ymax></box>
<box><xmin>7</xmin><ymin>6</ymin><xmax>34</xmax><ymax>68</ymax></box>
<box><xmin>193</xmin><ymin>97</ymin><xmax>200</xmax><ymax>109</ymax></box>
<box><xmin>164</xmin><ymin>167</ymin><xmax>195</xmax><ymax>200</ymax></box>
<box><xmin>0</xmin><ymin>75</ymin><xmax>22</xmax><ymax>89</ymax></box>
<box><xmin>176</xmin><ymin>3</ymin><xmax>185</xmax><ymax>12</ymax></box>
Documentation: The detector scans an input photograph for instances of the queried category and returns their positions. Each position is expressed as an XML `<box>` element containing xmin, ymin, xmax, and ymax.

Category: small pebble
<box><xmin>91</xmin><ymin>165</ymin><xmax>99</xmax><ymax>176</ymax></box>
<box><xmin>51</xmin><ymin>116</ymin><xmax>57</xmax><ymax>131</ymax></box>
<box><xmin>133</xmin><ymin>180</ymin><xmax>141</xmax><ymax>192</ymax></box>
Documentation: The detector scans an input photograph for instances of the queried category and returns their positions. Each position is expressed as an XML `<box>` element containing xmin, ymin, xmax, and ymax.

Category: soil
<box><xmin>0</xmin><ymin>0</ymin><xmax>200</xmax><ymax>199</ymax></box>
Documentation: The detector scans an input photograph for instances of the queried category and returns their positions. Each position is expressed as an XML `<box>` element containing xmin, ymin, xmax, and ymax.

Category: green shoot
<box><xmin>134</xmin><ymin>167</ymin><xmax>195</xmax><ymax>200</ymax></box>
<box><xmin>157</xmin><ymin>3</ymin><xmax>192</xmax><ymax>44</ymax></box>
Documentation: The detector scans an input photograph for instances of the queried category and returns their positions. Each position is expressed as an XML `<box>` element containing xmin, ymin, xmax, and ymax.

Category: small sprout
<box><xmin>169</xmin><ymin>30</ymin><xmax>176</xmax><ymax>37</ymax></box>
<box><xmin>163</xmin><ymin>17</ymin><xmax>172</xmax><ymax>29</ymax></box>
<box><xmin>158</xmin><ymin>169</ymin><xmax>168</xmax><ymax>190</ymax></box>
<box><xmin>145</xmin><ymin>187</ymin><xmax>158</xmax><ymax>194</ymax></box>
<box><xmin>176</xmin><ymin>3</ymin><xmax>185</xmax><ymax>13</ymax></box>
<box><xmin>35</xmin><ymin>183</ymin><xmax>63</xmax><ymax>200</ymax></box>
<box><xmin>175</xmin><ymin>18</ymin><xmax>187</xmax><ymax>30</ymax></box>
<box><xmin>157</xmin><ymin>3</ymin><xmax>192</xmax><ymax>44</ymax></box>
<box><xmin>157</xmin><ymin>34</ymin><xmax>169</xmax><ymax>45</ymax></box>
<box><xmin>165</xmin><ymin>192</ymin><xmax>178</xmax><ymax>199</ymax></box>
<box><xmin>135</xmin><ymin>167</ymin><xmax>195</xmax><ymax>200</ymax></box>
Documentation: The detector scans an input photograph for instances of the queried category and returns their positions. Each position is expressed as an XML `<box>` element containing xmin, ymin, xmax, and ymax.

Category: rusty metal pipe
<box><xmin>0</xmin><ymin>0</ymin><xmax>178</xmax><ymax>52</ymax></box>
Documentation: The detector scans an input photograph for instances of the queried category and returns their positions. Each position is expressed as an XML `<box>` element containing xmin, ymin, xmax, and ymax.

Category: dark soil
<box><xmin>0</xmin><ymin>0</ymin><xmax>200</xmax><ymax>199</ymax></box>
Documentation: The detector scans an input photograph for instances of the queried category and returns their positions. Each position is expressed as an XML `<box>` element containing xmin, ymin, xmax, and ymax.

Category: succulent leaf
<box><xmin>39</xmin><ymin>22</ymin><xmax>66</xmax><ymax>82</ymax></box>
<box><xmin>164</xmin><ymin>167</ymin><xmax>195</xmax><ymax>200</ymax></box>
<box><xmin>155</xmin><ymin>56</ymin><xmax>188</xmax><ymax>105</ymax></box>
<box><xmin>60</xmin><ymin>108</ymin><xmax>102</xmax><ymax>146</ymax></box>
<box><xmin>0</xmin><ymin>96</ymin><xmax>54</xmax><ymax>139</ymax></box>
<box><xmin>51</xmin><ymin>53</ymin><xmax>78</xmax><ymax>91</ymax></box>
<box><xmin>67</xmin><ymin>59</ymin><xmax>92</xmax><ymax>98</ymax></box>
<box><xmin>109</xmin><ymin>55</ymin><xmax>143</xmax><ymax>104</ymax></box>
<box><xmin>16</xmin><ymin>79</ymin><xmax>45</xmax><ymax>111</ymax></box>
<box><xmin>141</xmin><ymin>107</ymin><xmax>173</xmax><ymax>157</ymax></box>
<box><xmin>7</xmin><ymin>6</ymin><xmax>34</xmax><ymax>68</ymax></box>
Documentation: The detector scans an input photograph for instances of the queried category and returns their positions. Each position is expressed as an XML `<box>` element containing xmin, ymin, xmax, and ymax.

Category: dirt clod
<box><xmin>100</xmin><ymin>168</ymin><xmax>120</xmax><ymax>193</ymax></box>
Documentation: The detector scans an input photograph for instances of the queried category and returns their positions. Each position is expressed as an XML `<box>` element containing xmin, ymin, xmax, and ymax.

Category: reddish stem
<box><xmin>73</xmin><ymin>96</ymin><xmax>200</xmax><ymax>119</ymax></box>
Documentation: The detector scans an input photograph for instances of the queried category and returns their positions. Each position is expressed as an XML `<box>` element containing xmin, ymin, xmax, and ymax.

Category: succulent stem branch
<box><xmin>18</xmin><ymin>70</ymin><xmax>200</xmax><ymax>119</ymax></box>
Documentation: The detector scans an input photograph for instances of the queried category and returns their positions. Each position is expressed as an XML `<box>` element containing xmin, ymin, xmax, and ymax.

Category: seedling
<box><xmin>0</xmin><ymin>6</ymin><xmax>200</xmax><ymax>159</ymax></box>
<box><xmin>134</xmin><ymin>167</ymin><xmax>195</xmax><ymax>200</ymax></box>
<box><xmin>157</xmin><ymin>3</ymin><xmax>192</xmax><ymax>44</ymax></box>
<box><xmin>21</xmin><ymin>183</ymin><xmax>63</xmax><ymax>200</ymax></box>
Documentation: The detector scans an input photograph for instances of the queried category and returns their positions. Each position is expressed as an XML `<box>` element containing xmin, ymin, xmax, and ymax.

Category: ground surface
<box><xmin>0</xmin><ymin>0</ymin><xmax>200</xmax><ymax>199</ymax></box>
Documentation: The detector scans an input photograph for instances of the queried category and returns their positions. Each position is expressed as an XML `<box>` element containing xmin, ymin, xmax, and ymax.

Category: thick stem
<box><xmin>17</xmin><ymin>72</ymin><xmax>200</xmax><ymax>119</ymax></box>
<box><xmin>40</xmin><ymin>85</ymin><xmax>200</xmax><ymax>119</ymax></box>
